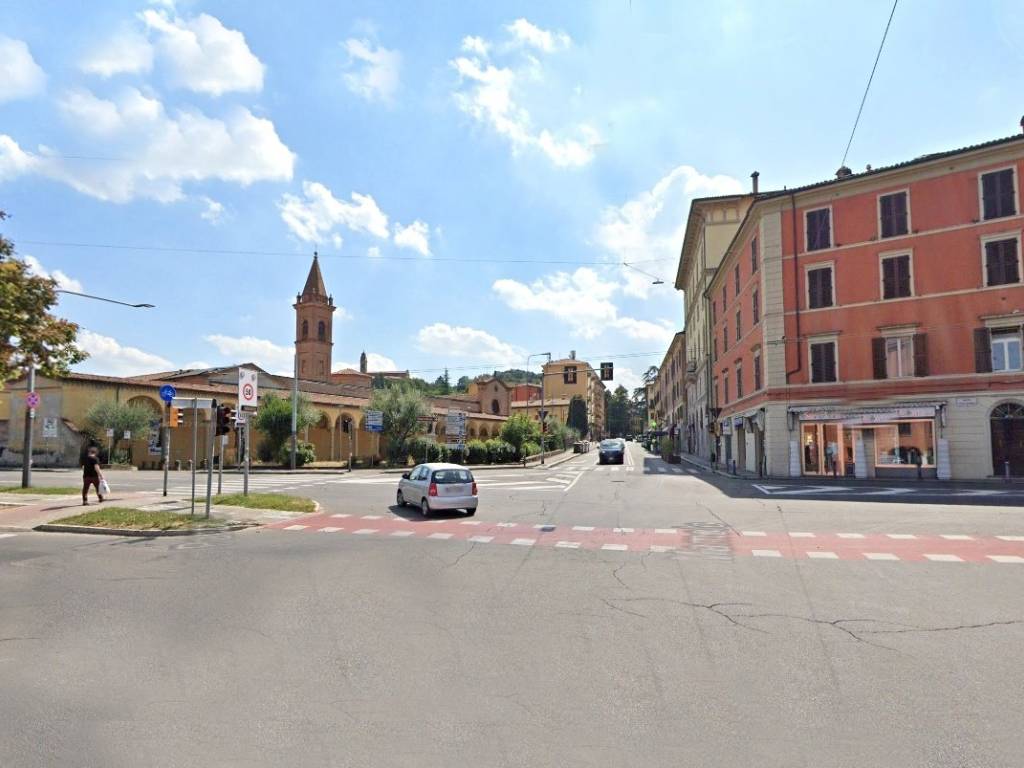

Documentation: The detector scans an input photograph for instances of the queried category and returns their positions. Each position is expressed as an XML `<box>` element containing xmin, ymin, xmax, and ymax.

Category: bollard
<box><xmin>1005</xmin><ymin>460</ymin><xmax>1011</xmax><ymax>483</ymax></box>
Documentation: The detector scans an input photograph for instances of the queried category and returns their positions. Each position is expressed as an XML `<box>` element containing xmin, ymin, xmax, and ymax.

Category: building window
<box><xmin>317</xmin><ymin>320</ymin><xmax>326</xmax><ymax>341</ymax></box>
<box><xmin>713</xmin><ymin>376</ymin><xmax>719</xmax><ymax>405</ymax></box>
<box><xmin>735</xmin><ymin>365</ymin><xmax>743</xmax><ymax>399</ymax></box>
<box><xmin>984</xmin><ymin>237</ymin><xmax>1021</xmax><ymax>286</ymax></box>
<box><xmin>879</xmin><ymin>191</ymin><xmax>909</xmax><ymax>238</ymax></box>
<box><xmin>723</xmin><ymin>371</ymin><xmax>729</xmax><ymax>403</ymax></box>
<box><xmin>722</xmin><ymin>325</ymin><xmax>728</xmax><ymax>353</ymax></box>
<box><xmin>753</xmin><ymin>350</ymin><xmax>762</xmax><ymax>390</ymax></box>
<box><xmin>563</xmin><ymin>365</ymin><xmax>577</xmax><ymax>384</ymax></box>
<box><xmin>810</xmin><ymin>340</ymin><xmax>837</xmax><ymax>383</ymax></box>
<box><xmin>807</xmin><ymin>265</ymin><xmax>834</xmax><ymax>309</ymax></box>
<box><xmin>992</xmin><ymin>328</ymin><xmax>1023</xmax><ymax>372</ymax></box>
<box><xmin>735</xmin><ymin>310</ymin><xmax>741</xmax><ymax>342</ymax></box>
<box><xmin>981</xmin><ymin>168</ymin><xmax>1017</xmax><ymax>220</ymax></box>
<box><xmin>491</xmin><ymin>399</ymin><xmax>500</xmax><ymax>414</ymax></box>
<box><xmin>734</xmin><ymin>264</ymin><xmax>740</xmax><ymax>295</ymax></box>
<box><xmin>722</xmin><ymin>286</ymin><xmax>727</xmax><ymax>308</ymax></box>
<box><xmin>885</xmin><ymin>336</ymin><xmax>913</xmax><ymax>378</ymax></box>
<box><xmin>752</xmin><ymin>288</ymin><xmax>760</xmax><ymax>324</ymax></box>
<box><xmin>806</xmin><ymin>208</ymin><xmax>832</xmax><ymax>251</ymax></box>
<box><xmin>751</xmin><ymin>236</ymin><xmax>759</xmax><ymax>273</ymax></box>
<box><xmin>301</xmin><ymin>320</ymin><xmax>308</xmax><ymax>339</ymax></box>
<box><xmin>319</xmin><ymin>360</ymin><xmax>324</xmax><ymax>376</ymax></box>
<box><xmin>713</xmin><ymin>336</ymin><xmax>718</xmax><ymax>362</ymax></box>
<box><xmin>711</xmin><ymin>300</ymin><xmax>717</xmax><ymax>324</ymax></box>
<box><xmin>880</xmin><ymin>253</ymin><xmax>912</xmax><ymax>299</ymax></box>
<box><xmin>874</xmin><ymin>421</ymin><xmax>936</xmax><ymax>467</ymax></box>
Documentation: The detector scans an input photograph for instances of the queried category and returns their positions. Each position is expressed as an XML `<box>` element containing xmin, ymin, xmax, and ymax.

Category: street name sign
<box><xmin>238</xmin><ymin>368</ymin><xmax>258</xmax><ymax>410</ymax></box>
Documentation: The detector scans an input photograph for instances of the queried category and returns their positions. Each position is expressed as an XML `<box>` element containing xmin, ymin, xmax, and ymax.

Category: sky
<box><xmin>3</xmin><ymin>0</ymin><xmax>1023</xmax><ymax>394</ymax></box>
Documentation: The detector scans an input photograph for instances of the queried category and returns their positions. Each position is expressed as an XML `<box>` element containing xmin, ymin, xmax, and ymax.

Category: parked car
<box><xmin>598</xmin><ymin>438</ymin><xmax>625</xmax><ymax>465</ymax></box>
<box><xmin>397</xmin><ymin>462</ymin><xmax>478</xmax><ymax>517</ymax></box>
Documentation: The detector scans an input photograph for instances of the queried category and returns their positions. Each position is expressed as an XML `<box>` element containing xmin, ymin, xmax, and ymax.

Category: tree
<box><xmin>370</xmin><ymin>381</ymin><xmax>429</xmax><ymax>463</ymax></box>
<box><xmin>499</xmin><ymin>413</ymin><xmax>540</xmax><ymax>455</ymax></box>
<box><xmin>641</xmin><ymin>365</ymin><xmax>659</xmax><ymax>384</ymax></box>
<box><xmin>455</xmin><ymin>375</ymin><xmax>471</xmax><ymax>392</ymax></box>
<box><xmin>84</xmin><ymin>400</ymin><xmax>157</xmax><ymax>461</ymax></box>
<box><xmin>567</xmin><ymin>396</ymin><xmax>588</xmax><ymax>436</ymax></box>
<box><xmin>0</xmin><ymin>211</ymin><xmax>87</xmax><ymax>386</ymax></box>
<box><xmin>252</xmin><ymin>393</ymin><xmax>322</xmax><ymax>463</ymax></box>
<box><xmin>607</xmin><ymin>386</ymin><xmax>631</xmax><ymax>437</ymax></box>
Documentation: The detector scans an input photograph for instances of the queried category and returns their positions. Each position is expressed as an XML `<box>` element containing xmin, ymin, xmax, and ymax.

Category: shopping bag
<box><xmin>99</xmin><ymin>478</ymin><xmax>111</xmax><ymax>496</ymax></box>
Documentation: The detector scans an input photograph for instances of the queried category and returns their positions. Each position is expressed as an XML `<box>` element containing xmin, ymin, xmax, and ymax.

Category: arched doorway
<box><xmin>991</xmin><ymin>402</ymin><xmax>1024</xmax><ymax>476</ymax></box>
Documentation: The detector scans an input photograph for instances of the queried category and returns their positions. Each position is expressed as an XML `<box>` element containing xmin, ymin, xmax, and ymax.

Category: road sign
<box><xmin>123</xmin><ymin>430</ymin><xmax>132</xmax><ymax>440</ymax></box>
<box><xmin>172</xmin><ymin>397</ymin><xmax>214</xmax><ymax>410</ymax></box>
<box><xmin>365</xmin><ymin>409</ymin><xmax>384</xmax><ymax>432</ymax></box>
<box><xmin>25</xmin><ymin>391</ymin><xmax>39</xmax><ymax>409</ymax></box>
<box><xmin>445</xmin><ymin>411</ymin><xmax>467</xmax><ymax>437</ymax></box>
<box><xmin>159</xmin><ymin>384</ymin><xmax>177</xmax><ymax>403</ymax></box>
<box><xmin>238</xmin><ymin>368</ymin><xmax>258</xmax><ymax>410</ymax></box>
<box><xmin>105</xmin><ymin>428</ymin><xmax>114</xmax><ymax>438</ymax></box>
<box><xmin>235</xmin><ymin>411</ymin><xmax>247</xmax><ymax>425</ymax></box>
<box><xmin>42</xmin><ymin>417</ymin><xmax>58</xmax><ymax>438</ymax></box>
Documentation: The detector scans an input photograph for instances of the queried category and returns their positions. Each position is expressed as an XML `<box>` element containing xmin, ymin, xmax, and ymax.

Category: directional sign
<box><xmin>42</xmin><ymin>417</ymin><xmax>58</xmax><ymax>438</ymax></box>
<box><xmin>159</xmin><ymin>384</ymin><xmax>177</xmax><ymax>403</ymax></box>
<box><xmin>123</xmin><ymin>430</ymin><xmax>132</xmax><ymax>440</ymax></box>
<box><xmin>105</xmin><ymin>428</ymin><xmax>115</xmax><ymax>438</ymax></box>
<box><xmin>238</xmin><ymin>368</ymin><xmax>258</xmax><ymax>410</ymax></box>
<box><xmin>445</xmin><ymin>411</ymin><xmax>467</xmax><ymax>437</ymax></box>
<box><xmin>172</xmin><ymin>397</ymin><xmax>215</xmax><ymax>410</ymax></box>
<box><xmin>365</xmin><ymin>409</ymin><xmax>384</xmax><ymax>432</ymax></box>
<box><xmin>25</xmin><ymin>391</ymin><xmax>39</xmax><ymax>409</ymax></box>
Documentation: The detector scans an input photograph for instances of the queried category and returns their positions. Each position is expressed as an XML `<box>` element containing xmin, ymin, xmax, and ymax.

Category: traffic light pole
<box><xmin>217</xmin><ymin>435</ymin><xmax>223</xmax><ymax>496</ymax></box>
<box><xmin>243</xmin><ymin>422</ymin><xmax>250</xmax><ymax>497</ymax></box>
<box><xmin>20</xmin><ymin>362</ymin><xmax>35</xmax><ymax>489</ymax></box>
<box><xmin>205</xmin><ymin>398</ymin><xmax>216</xmax><ymax>519</ymax></box>
<box><xmin>190</xmin><ymin>397</ymin><xmax>198</xmax><ymax>517</ymax></box>
<box><xmin>162</xmin><ymin>402</ymin><xmax>170</xmax><ymax>497</ymax></box>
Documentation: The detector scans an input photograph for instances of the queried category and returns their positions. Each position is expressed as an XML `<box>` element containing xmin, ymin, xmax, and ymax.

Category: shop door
<box><xmin>991</xmin><ymin>403</ymin><xmax>1024</xmax><ymax>477</ymax></box>
<box><xmin>801</xmin><ymin>423</ymin><xmax>845</xmax><ymax>476</ymax></box>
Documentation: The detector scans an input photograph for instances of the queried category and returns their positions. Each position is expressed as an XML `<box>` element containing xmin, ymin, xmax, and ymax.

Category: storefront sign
<box><xmin>954</xmin><ymin>397</ymin><xmax>977</xmax><ymax>408</ymax></box>
<box><xmin>798</xmin><ymin>406</ymin><xmax>935</xmax><ymax>423</ymax></box>
<box><xmin>721</xmin><ymin>421</ymin><xmax>732</xmax><ymax>436</ymax></box>
<box><xmin>732</xmin><ymin>416</ymin><xmax>744</xmax><ymax>428</ymax></box>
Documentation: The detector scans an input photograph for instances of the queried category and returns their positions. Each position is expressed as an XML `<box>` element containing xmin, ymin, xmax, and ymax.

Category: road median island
<box><xmin>0</xmin><ymin>486</ymin><xmax>81</xmax><ymax>496</ymax></box>
<box><xmin>212</xmin><ymin>493</ymin><xmax>317</xmax><ymax>513</ymax></box>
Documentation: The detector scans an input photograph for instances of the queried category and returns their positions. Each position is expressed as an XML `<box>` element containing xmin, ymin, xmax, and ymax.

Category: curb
<box><xmin>33</xmin><ymin>523</ymin><xmax>254</xmax><ymax>537</ymax></box>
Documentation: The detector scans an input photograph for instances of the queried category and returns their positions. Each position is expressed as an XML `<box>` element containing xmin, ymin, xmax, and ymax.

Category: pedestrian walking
<box><xmin>82</xmin><ymin>446</ymin><xmax>105</xmax><ymax>505</ymax></box>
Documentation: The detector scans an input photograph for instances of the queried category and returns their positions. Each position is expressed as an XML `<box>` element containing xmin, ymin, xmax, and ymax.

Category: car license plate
<box><xmin>444</xmin><ymin>484</ymin><xmax>467</xmax><ymax>496</ymax></box>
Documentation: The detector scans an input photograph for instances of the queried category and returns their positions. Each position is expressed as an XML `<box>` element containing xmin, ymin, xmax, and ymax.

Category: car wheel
<box><xmin>420</xmin><ymin>499</ymin><xmax>431</xmax><ymax>518</ymax></box>
<box><xmin>396</xmin><ymin>490</ymin><xmax>405</xmax><ymax>507</ymax></box>
<box><xmin>465</xmin><ymin>508</ymin><xmax>476</xmax><ymax>517</ymax></box>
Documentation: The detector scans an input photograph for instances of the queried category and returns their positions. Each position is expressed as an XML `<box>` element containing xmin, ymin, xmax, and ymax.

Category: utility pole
<box><xmin>162</xmin><ymin>402</ymin><xmax>170</xmax><ymax>497</ymax></box>
<box><xmin>527</xmin><ymin>353</ymin><xmax>552</xmax><ymax>465</ymax></box>
<box><xmin>205</xmin><ymin>399</ymin><xmax>216</xmax><ymax>518</ymax></box>
<box><xmin>290</xmin><ymin>351</ymin><xmax>298</xmax><ymax>470</ymax></box>
<box><xmin>20</xmin><ymin>362</ymin><xmax>35</xmax><ymax>488</ymax></box>
<box><xmin>190</xmin><ymin>397</ymin><xmax>198</xmax><ymax>516</ymax></box>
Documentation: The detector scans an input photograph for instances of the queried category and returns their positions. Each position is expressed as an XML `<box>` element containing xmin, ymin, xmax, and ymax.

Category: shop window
<box><xmin>981</xmin><ymin>168</ymin><xmax>1016</xmax><ymax>220</ymax></box>
<box><xmin>873</xmin><ymin>421</ymin><xmax>935</xmax><ymax>467</ymax></box>
<box><xmin>881</xmin><ymin>253</ymin><xmax>912</xmax><ymax>299</ymax></box>
<box><xmin>807</xmin><ymin>265</ymin><xmax>834</xmax><ymax>308</ymax></box>
<box><xmin>806</xmin><ymin>208</ymin><xmax>832</xmax><ymax>251</ymax></box>
<box><xmin>879</xmin><ymin>191</ymin><xmax>909</xmax><ymax>238</ymax></box>
<box><xmin>810</xmin><ymin>340</ymin><xmax>837</xmax><ymax>383</ymax></box>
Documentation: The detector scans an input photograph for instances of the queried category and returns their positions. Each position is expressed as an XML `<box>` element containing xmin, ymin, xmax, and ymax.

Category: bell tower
<box><xmin>294</xmin><ymin>253</ymin><xmax>335</xmax><ymax>382</ymax></box>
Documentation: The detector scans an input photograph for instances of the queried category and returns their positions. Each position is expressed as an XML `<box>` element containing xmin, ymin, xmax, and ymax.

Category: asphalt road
<box><xmin>2</xmin><ymin>442</ymin><xmax>1024</xmax><ymax>767</ymax></box>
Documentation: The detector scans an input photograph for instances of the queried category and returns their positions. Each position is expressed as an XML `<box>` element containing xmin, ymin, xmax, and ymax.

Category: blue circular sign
<box><xmin>159</xmin><ymin>384</ymin><xmax>177</xmax><ymax>403</ymax></box>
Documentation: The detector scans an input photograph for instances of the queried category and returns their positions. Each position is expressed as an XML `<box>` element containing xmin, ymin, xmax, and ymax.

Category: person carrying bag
<box><xmin>82</xmin><ymin>446</ymin><xmax>106</xmax><ymax>505</ymax></box>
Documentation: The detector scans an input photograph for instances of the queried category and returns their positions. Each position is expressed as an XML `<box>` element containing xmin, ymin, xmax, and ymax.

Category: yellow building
<box><xmin>540</xmin><ymin>356</ymin><xmax>607</xmax><ymax>439</ymax></box>
<box><xmin>509</xmin><ymin>397</ymin><xmax>571</xmax><ymax>427</ymax></box>
<box><xmin>0</xmin><ymin>256</ymin><xmax>508</xmax><ymax>468</ymax></box>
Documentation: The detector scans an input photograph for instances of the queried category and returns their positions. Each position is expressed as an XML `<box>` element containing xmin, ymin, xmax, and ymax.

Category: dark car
<box><xmin>598</xmin><ymin>438</ymin><xmax>625</xmax><ymax>465</ymax></box>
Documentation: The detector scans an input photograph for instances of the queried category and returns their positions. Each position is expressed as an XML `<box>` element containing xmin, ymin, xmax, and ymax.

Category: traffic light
<box><xmin>168</xmin><ymin>406</ymin><xmax>184</xmax><ymax>428</ymax></box>
<box><xmin>215</xmin><ymin>405</ymin><xmax>236</xmax><ymax>436</ymax></box>
<box><xmin>600</xmin><ymin>362</ymin><xmax>614</xmax><ymax>381</ymax></box>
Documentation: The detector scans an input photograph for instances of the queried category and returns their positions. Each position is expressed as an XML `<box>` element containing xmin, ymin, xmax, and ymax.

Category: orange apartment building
<box><xmin>708</xmin><ymin>131</ymin><xmax>1024</xmax><ymax>480</ymax></box>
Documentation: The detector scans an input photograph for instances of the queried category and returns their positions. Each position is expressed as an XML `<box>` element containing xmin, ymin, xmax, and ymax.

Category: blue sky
<box><xmin>2</xmin><ymin>0</ymin><xmax>1022</xmax><ymax>392</ymax></box>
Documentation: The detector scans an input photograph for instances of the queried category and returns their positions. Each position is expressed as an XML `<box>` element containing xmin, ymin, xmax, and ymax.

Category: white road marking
<box><xmin>924</xmin><ymin>554</ymin><xmax>964</xmax><ymax>562</ymax></box>
<box><xmin>572</xmin><ymin>526</ymin><xmax>595</xmax><ymax>531</ymax></box>
<box><xmin>390</xmin><ymin>530</ymin><xmax>415</xmax><ymax>537</ymax></box>
<box><xmin>752</xmin><ymin>549</ymin><xmax>782</xmax><ymax>558</ymax></box>
<box><xmin>886</xmin><ymin>533</ymin><xmax>916</xmax><ymax>540</ymax></box>
<box><xmin>459</xmin><ymin>520</ymin><xmax>482</xmax><ymax>526</ymax></box>
<box><xmin>837</xmin><ymin>533</ymin><xmax>865</xmax><ymax>539</ymax></box>
<box><xmin>489</xmin><ymin>480</ymin><xmax>560</xmax><ymax>488</ymax></box>
<box><xmin>940</xmin><ymin>534</ymin><xmax>974</xmax><ymax>540</ymax></box>
<box><xmin>864</xmin><ymin>552</ymin><xmax>900</xmax><ymax>561</ymax></box>
<box><xmin>610</xmin><ymin>467</ymin><xmax>620</xmax><ymax>473</ymax></box>
<box><xmin>988</xmin><ymin>555</ymin><xmax>1024</xmax><ymax>563</ymax></box>
<box><xmin>555</xmin><ymin>541</ymin><xmax>581</xmax><ymax>549</ymax></box>
<box><xmin>671</xmin><ymin>468</ymin><xmax>682</xmax><ymax>474</ymax></box>
<box><xmin>353</xmin><ymin>528</ymin><xmax>378</xmax><ymax>535</ymax></box>
<box><xmin>601</xmin><ymin>543</ymin><xmax>628</xmax><ymax>551</ymax></box>
<box><xmin>807</xmin><ymin>551</ymin><xmax>839</xmax><ymax>559</ymax></box>
<box><xmin>330</xmin><ymin>514</ymin><xmax>351</xmax><ymax>519</ymax></box>
<box><xmin>563</xmin><ymin>470</ymin><xmax>585</xmax><ymax>493</ymax></box>
<box><xmin>361</xmin><ymin>515</ymin><xmax>383</xmax><ymax>520</ymax></box>
<box><xmin>741</xmin><ymin>531</ymin><xmax>767</xmax><ymax>537</ymax></box>
<box><xmin>626</xmin><ymin>466</ymin><xmax>635</xmax><ymax>472</ymax></box>
<box><xmin>468</xmin><ymin>535</ymin><xmax>494</xmax><ymax>543</ymax></box>
<box><xmin>511</xmin><ymin>538</ymin><xmax>536</xmax><ymax>546</ymax></box>
<box><xmin>654</xmin><ymin>528</ymin><xmax>677</xmax><ymax>534</ymax></box>
<box><xmin>613</xmin><ymin>527</ymin><xmax>635</xmax><ymax>533</ymax></box>
<box><xmin>283</xmin><ymin>524</ymin><xmax>307</xmax><ymax>531</ymax></box>
<box><xmin>649</xmin><ymin>545</ymin><xmax>676</xmax><ymax>553</ymax></box>
<box><xmin>0</xmin><ymin>533</ymin><xmax>17</xmax><ymax>539</ymax></box>
<box><xmin>996</xmin><ymin>535</ymin><xmax>1024</xmax><ymax>541</ymax></box>
<box><xmin>657</xmin><ymin>467</ymin><xmax>667</xmax><ymax>473</ymax></box>
<box><xmin>496</xmin><ymin>522</ymin><xmax>517</xmax><ymax>528</ymax></box>
<box><xmin>789</xmin><ymin>532</ymin><xmax>815</xmax><ymax>538</ymax></box>
<box><xmin>319</xmin><ymin>527</ymin><xmax>343</xmax><ymax>533</ymax></box>
<box><xmin>428</xmin><ymin>532</ymin><xmax>453</xmax><ymax>540</ymax></box>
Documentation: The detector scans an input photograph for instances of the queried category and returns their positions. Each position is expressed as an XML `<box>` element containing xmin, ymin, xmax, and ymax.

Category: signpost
<box><xmin>159</xmin><ymin>385</ymin><xmax>176</xmax><ymax>497</ymax></box>
<box><xmin>365</xmin><ymin>410</ymin><xmax>384</xmax><ymax>432</ymax></box>
<box><xmin>445</xmin><ymin>411</ymin><xmax>467</xmax><ymax>457</ymax></box>
<box><xmin>42</xmin><ymin>417</ymin><xmax>58</xmax><ymax>439</ymax></box>
<box><xmin>237</xmin><ymin>368</ymin><xmax>258</xmax><ymax>496</ymax></box>
<box><xmin>21</xmin><ymin>364</ymin><xmax>36</xmax><ymax>488</ymax></box>
<box><xmin>105</xmin><ymin>427</ymin><xmax>115</xmax><ymax>463</ymax></box>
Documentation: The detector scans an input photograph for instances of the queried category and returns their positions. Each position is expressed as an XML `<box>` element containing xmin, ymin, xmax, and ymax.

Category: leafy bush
<box><xmin>485</xmin><ymin>438</ymin><xmax>516</xmax><ymax>463</ymax></box>
<box><xmin>465</xmin><ymin>439</ymin><xmax>488</xmax><ymax>464</ymax></box>
<box><xmin>256</xmin><ymin>440</ymin><xmax>276</xmax><ymax>463</ymax></box>
<box><xmin>659</xmin><ymin>436</ymin><xmax>674</xmax><ymax>459</ymax></box>
<box><xmin>520</xmin><ymin>440</ymin><xmax>541</xmax><ymax>459</ymax></box>
<box><xmin>408</xmin><ymin>438</ymin><xmax>450</xmax><ymax>464</ymax></box>
<box><xmin>253</xmin><ymin>394</ymin><xmax>322</xmax><ymax>463</ymax></box>
<box><xmin>276</xmin><ymin>440</ymin><xmax>316</xmax><ymax>467</ymax></box>
<box><xmin>499</xmin><ymin>413</ymin><xmax>540</xmax><ymax>454</ymax></box>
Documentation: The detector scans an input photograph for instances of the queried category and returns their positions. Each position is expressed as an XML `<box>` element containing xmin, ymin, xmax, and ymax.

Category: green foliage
<box><xmin>490</xmin><ymin>368</ymin><xmax>541</xmax><ymax>385</ymax></box>
<box><xmin>370</xmin><ymin>381</ymin><xmax>430</xmax><ymax>462</ymax></box>
<box><xmin>465</xmin><ymin>439</ymin><xmax>488</xmax><ymax>464</ymax></box>
<box><xmin>408</xmin><ymin>437</ymin><xmax>450</xmax><ymax>464</ymax></box>
<box><xmin>499</xmin><ymin>412</ymin><xmax>540</xmax><ymax>453</ymax></box>
<box><xmin>0</xmin><ymin>212</ymin><xmax>88</xmax><ymax>385</ymax></box>
<box><xmin>256</xmin><ymin>440</ymin><xmax>276</xmax><ymax>463</ymax></box>
<box><xmin>520</xmin><ymin>440</ymin><xmax>541</xmax><ymax>459</ymax></box>
<box><xmin>608</xmin><ymin>385</ymin><xmax>631</xmax><ymax>438</ymax></box>
<box><xmin>277</xmin><ymin>440</ymin><xmax>316</xmax><ymax>467</ymax></box>
<box><xmin>567</xmin><ymin>396</ymin><xmax>588</xmax><ymax>436</ymax></box>
<box><xmin>85</xmin><ymin>401</ymin><xmax>156</xmax><ymax>456</ymax></box>
<box><xmin>543</xmin><ymin>419</ymin><xmax>578</xmax><ymax>451</ymax></box>
<box><xmin>252</xmin><ymin>393</ymin><xmax>322</xmax><ymax>459</ymax></box>
<box><xmin>484</xmin><ymin>438</ymin><xmax>516</xmax><ymax>463</ymax></box>
<box><xmin>455</xmin><ymin>375</ymin><xmax>471</xmax><ymax>392</ymax></box>
<box><xmin>659</xmin><ymin>436</ymin><xmax>674</xmax><ymax>458</ymax></box>
<box><xmin>213</xmin><ymin>493</ymin><xmax>316</xmax><ymax>512</ymax></box>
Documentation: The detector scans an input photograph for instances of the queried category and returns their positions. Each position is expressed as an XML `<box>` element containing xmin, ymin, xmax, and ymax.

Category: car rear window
<box><xmin>432</xmin><ymin>469</ymin><xmax>473</xmax><ymax>483</ymax></box>
<box><xmin>600</xmin><ymin>440</ymin><xmax>621</xmax><ymax>449</ymax></box>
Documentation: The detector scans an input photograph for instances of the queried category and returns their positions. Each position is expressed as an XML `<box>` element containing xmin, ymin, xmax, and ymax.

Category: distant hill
<box><xmin>491</xmin><ymin>368</ymin><xmax>541</xmax><ymax>385</ymax></box>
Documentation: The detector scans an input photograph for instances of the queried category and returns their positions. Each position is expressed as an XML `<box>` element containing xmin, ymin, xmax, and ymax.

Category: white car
<box><xmin>397</xmin><ymin>462</ymin><xmax>478</xmax><ymax>517</ymax></box>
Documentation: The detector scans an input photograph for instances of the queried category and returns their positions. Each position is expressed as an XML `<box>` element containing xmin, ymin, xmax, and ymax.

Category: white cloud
<box><xmin>392</xmin><ymin>220</ymin><xmax>431</xmax><ymax>256</ymax></box>
<box><xmin>493</xmin><ymin>266</ymin><xmax>677</xmax><ymax>343</ymax></box>
<box><xmin>331</xmin><ymin>233</ymin><xmax>343</xmax><ymax>249</ymax></box>
<box><xmin>612</xmin><ymin>365</ymin><xmax>643</xmax><ymax>394</ymax></box>
<box><xmin>279</xmin><ymin>181</ymin><xmax>389</xmax><ymax>243</ymax></box>
<box><xmin>415</xmin><ymin>323</ymin><xmax>525</xmax><ymax>367</ymax></box>
<box><xmin>0</xmin><ymin>37</ymin><xmax>46</xmax><ymax>103</ymax></box>
<box><xmin>203</xmin><ymin>334</ymin><xmax>293</xmax><ymax>373</ymax></box>
<box><xmin>367</xmin><ymin>246</ymin><xmax>381</xmax><ymax>258</ymax></box>
<box><xmin>199</xmin><ymin>195</ymin><xmax>224</xmax><ymax>224</ymax></box>
<box><xmin>75</xmin><ymin>330</ymin><xmax>173</xmax><ymax>377</ymax></box>
<box><xmin>140</xmin><ymin>8</ymin><xmax>264</xmax><ymax>96</ymax></box>
<box><xmin>80</xmin><ymin>30</ymin><xmax>154</xmax><ymax>77</ymax></box>
<box><xmin>450</xmin><ymin>21</ymin><xmax>599</xmax><ymax>168</ymax></box>
<box><xmin>595</xmin><ymin>165</ymin><xmax>744</xmax><ymax>298</ymax></box>
<box><xmin>334</xmin><ymin>353</ymin><xmax>398</xmax><ymax>373</ymax></box>
<box><xmin>182</xmin><ymin>360</ymin><xmax>212</xmax><ymax>370</ymax></box>
<box><xmin>342</xmin><ymin>38</ymin><xmax>401</xmax><ymax>103</ymax></box>
<box><xmin>22</xmin><ymin>255</ymin><xmax>84</xmax><ymax>293</ymax></box>
<box><xmin>33</xmin><ymin>87</ymin><xmax>294</xmax><ymax>202</ymax></box>
<box><xmin>0</xmin><ymin>135</ymin><xmax>37</xmax><ymax>181</ymax></box>
<box><xmin>505</xmin><ymin>19</ymin><xmax>571</xmax><ymax>53</ymax></box>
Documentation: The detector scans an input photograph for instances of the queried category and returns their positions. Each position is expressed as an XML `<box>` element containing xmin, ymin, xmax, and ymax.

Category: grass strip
<box><xmin>212</xmin><ymin>492</ymin><xmax>316</xmax><ymax>513</ymax></box>
<box><xmin>0</xmin><ymin>486</ymin><xmax>81</xmax><ymax>495</ymax></box>
<box><xmin>52</xmin><ymin>507</ymin><xmax>225</xmax><ymax>530</ymax></box>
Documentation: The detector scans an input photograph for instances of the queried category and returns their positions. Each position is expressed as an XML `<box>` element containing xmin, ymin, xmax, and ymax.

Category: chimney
<box><xmin>750</xmin><ymin>171</ymin><xmax>759</xmax><ymax>194</ymax></box>
<box><xmin>836</xmin><ymin>165</ymin><xmax>853</xmax><ymax>179</ymax></box>
<box><xmin>1019</xmin><ymin>115</ymin><xmax>1024</xmax><ymax>133</ymax></box>
<box><xmin>569</xmin><ymin>350</ymin><xmax>576</xmax><ymax>360</ymax></box>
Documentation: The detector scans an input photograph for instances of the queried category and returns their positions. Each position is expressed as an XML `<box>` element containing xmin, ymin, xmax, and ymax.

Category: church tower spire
<box><xmin>359</xmin><ymin>351</ymin><xmax>367</xmax><ymax>374</ymax></box>
<box><xmin>294</xmin><ymin>252</ymin><xmax>335</xmax><ymax>382</ymax></box>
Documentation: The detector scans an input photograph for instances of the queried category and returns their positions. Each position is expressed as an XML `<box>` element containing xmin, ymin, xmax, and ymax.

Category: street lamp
<box><xmin>20</xmin><ymin>290</ymin><xmax>154</xmax><ymax>488</ymax></box>
<box><xmin>526</xmin><ymin>352</ymin><xmax>551</xmax><ymax>464</ymax></box>
<box><xmin>622</xmin><ymin>262</ymin><xmax>665</xmax><ymax>285</ymax></box>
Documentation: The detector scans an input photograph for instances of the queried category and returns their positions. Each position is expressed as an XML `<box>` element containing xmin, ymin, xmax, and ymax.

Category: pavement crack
<box><xmin>599</xmin><ymin>597</ymin><xmax>647</xmax><ymax>618</ymax></box>
<box><xmin>610</xmin><ymin>561</ymin><xmax>632</xmax><ymax>589</ymax></box>
<box><xmin>0</xmin><ymin>636</ymin><xmax>41</xmax><ymax>643</ymax></box>
<box><xmin>444</xmin><ymin>542</ymin><xmax>477</xmax><ymax>570</ymax></box>
<box><xmin>855</xmin><ymin>619</ymin><xmax>1024</xmax><ymax>635</ymax></box>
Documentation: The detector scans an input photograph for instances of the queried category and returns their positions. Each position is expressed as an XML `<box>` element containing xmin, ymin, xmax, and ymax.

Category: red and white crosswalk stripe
<box><xmin>263</xmin><ymin>515</ymin><xmax>1024</xmax><ymax>565</ymax></box>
